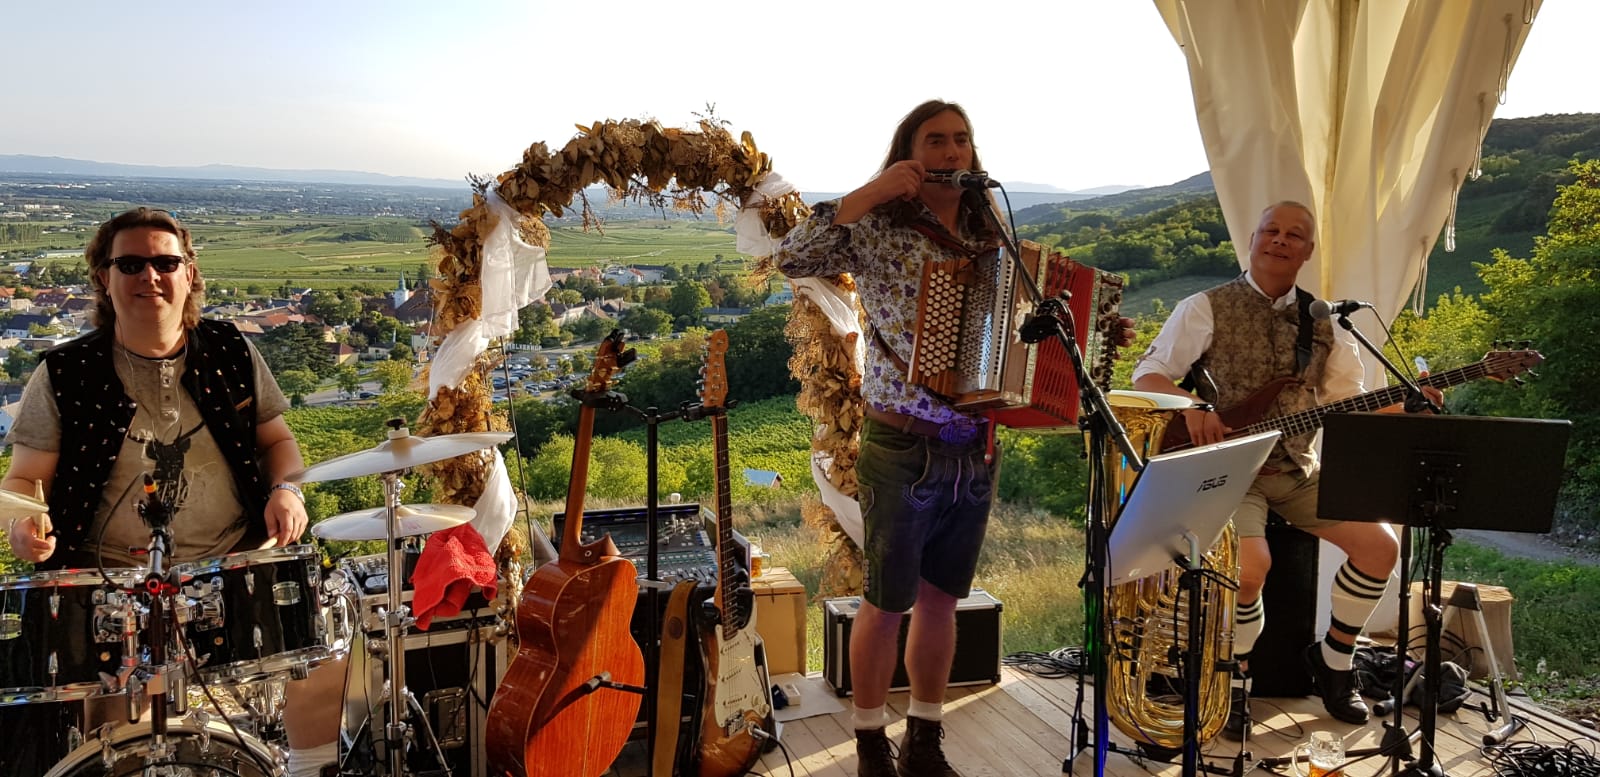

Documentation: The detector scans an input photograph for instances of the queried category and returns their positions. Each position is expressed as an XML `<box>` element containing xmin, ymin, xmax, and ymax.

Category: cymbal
<box><xmin>311</xmin><ymin>504</ymin><xmax>477</xmax><ymax>541</ymax></box>
<box><xmin>289</xmin><ymin>431</ymin><xmax>512</xmax><ymax>483</ymax></box>
<box><xmin>0</xmin><ymin>489</ymin><xmax>48</xmax><ymax>521</ymax></box>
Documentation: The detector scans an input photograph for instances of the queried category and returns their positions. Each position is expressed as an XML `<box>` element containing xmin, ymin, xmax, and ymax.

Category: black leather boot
<box><xmin>897</xmin><ymin>716</ymin><xmax>961</xmax><ymax>777</ymax></box>
<box><xmin>856</xmin><ymin>727</ymin><xmax>899</xmax><ymax>777</ymax></box>
<box><xmin>1304</xmin><ymin>643</ymin><xmax>1370</xmax><ymax>724</ymax></box>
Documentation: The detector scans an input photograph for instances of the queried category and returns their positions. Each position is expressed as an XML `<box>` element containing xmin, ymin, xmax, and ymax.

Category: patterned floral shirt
<box><xmin>776</xmin><ymin>199</ymin><xmax>983</xmax><ymax>425</ymax></box>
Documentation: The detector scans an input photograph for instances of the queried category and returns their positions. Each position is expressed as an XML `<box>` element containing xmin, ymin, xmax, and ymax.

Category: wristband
<box><xmin>272</xmin><ymin>482</ymin><xmax>304</xmax><ymax>501</ymax></box>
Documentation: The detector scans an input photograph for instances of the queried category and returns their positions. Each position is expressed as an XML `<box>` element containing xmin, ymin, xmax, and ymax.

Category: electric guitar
<box><xmin>487</xmin><ymin>330</ymin><xmax>643</xmax><ymax>777</ymax></box>
<box><xmin>1160</xmin><ymin>348</ymin><xmax>1543</xmax><ymax>452</ymax></box>
<box><xmin>692</xmin><ymin>330</ymin><xmax>774</xmax><ymax>777</ymax></box>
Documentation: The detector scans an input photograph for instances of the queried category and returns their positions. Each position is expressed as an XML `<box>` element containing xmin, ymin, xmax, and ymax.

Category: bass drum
<box><xmin>44</xmin><ymin>718</ymin><xmax>283</xmax><ymax>777</ymax></box>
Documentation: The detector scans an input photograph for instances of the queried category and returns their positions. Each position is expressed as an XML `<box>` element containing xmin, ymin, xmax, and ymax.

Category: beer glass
<box><xmin>1291</xmin><ymin>730</ymin><xmax>1344</xmax><ymax>777</ymax></box>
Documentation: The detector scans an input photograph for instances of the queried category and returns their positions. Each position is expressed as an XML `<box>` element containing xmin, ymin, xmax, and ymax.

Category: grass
<box><xmin>1443</xmin><ymin>541</ymin><xmax>1600</xmax><ymax>717</ymax></box>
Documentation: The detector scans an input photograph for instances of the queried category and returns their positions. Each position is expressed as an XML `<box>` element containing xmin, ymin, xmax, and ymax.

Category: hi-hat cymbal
<box><xmin>0</xmin><ymin>489</ymin><xmax>48</xmax><ymax>521</ymax></box>
<box><xmin>311</xmin><ymin>504</ymin><xmax>477</xmax><ymax>541</ymax></box>
<box><xmin>289</xmin><ymin>431</ymin><xmax>512</xmax><ymax>483</ymax></box>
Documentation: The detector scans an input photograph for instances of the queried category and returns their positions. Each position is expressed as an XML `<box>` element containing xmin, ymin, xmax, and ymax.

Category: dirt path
<box><xmin>1455</xmin><ymin>528</ymin><xmax>1600</xmax><ymax>565</ymax></box>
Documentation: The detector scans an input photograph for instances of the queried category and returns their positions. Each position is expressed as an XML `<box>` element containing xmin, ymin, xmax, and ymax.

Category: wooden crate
<box><xmin>752</xmin><ymin>566</ymin><xmax>808</xmax><ymax>676</ymax></box>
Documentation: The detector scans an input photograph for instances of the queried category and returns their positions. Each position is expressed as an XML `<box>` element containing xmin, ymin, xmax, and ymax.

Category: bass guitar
<box><xmin>1161</xmin><ymin>348</ymin><xmax>1543</xmax><ymax>452</ymax></box>
<box><xmin>487</xmin><ymin>330</ymin><xmax>644</xmax><ymax>777</ymax></box>
<box><xmin>692</xmin><ymin>330</ymin><xmax>774</xmax><ymax>777</ymax></box>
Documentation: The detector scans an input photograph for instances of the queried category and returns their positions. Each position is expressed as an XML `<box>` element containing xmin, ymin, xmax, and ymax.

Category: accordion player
<box><xmin>908</xmin><ymin>239</ymin><xmax>1124</xmax><ymax>429</ymax></box>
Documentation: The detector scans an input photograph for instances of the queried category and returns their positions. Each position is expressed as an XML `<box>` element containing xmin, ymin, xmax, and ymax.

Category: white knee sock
<box><xmin>287</xmin><ymin>742</ymin><xmax>338</xmax><ymax>777</ymax></box>
<box><xmin>1323</xmin><ymin>560</ymin><xmax>1388</xmax><ymax>671</ymax></box>
<box><xmin>1234</xmin><ymin>596</ymin><xmax>1265</xmax><ymax>662</ymax></box>
<box><xmin>853</xmin><ymin>703</ymin><xmax>890</xmax><ymax>731</ymax></box>
<box><xmin>907</xmin><ymin>697</ymin><xmax>944</xmax><ymax>722</ymax></box>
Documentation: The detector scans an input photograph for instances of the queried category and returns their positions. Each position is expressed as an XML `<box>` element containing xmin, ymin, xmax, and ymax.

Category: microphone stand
<box><xmin>1329</xmin><ymin>313</ymin><xmax>1440</xmax><ymax>415</ymax></box>
<box><xmin>136</xmin><ymin>477</ymin><xmax>185</xmax><ymax>756</ymax></box>
<box><xmin>968</xmin><ymin>194</ymin><xmax>1147</xmax><ymax>777</ymax></box>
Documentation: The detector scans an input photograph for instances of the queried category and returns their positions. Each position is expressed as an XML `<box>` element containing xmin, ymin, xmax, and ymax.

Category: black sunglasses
<box><xmin>110</xmin><ymin>255</ymin><xmax>187</xmax><ymax>275</ymax></box>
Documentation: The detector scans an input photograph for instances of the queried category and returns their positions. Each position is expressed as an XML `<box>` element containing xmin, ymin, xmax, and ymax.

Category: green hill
<box><xmin>1015</xmin><ymin>113</ymin><xmax>1600</xmax><ymax>311</ymax></box>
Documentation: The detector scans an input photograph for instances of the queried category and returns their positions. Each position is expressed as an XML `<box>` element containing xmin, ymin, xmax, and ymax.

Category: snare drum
<box><xmin>44</xmin><ymin>716</ymin><xmax>283</xmax><ymax>777</ymax></box>
<box><xmin>0</xmin><ymin>568</ymin><xmax>140</xmax><ymax>704</ymax></box>
<box><xmin>174</xmin><ymin>544</ymin><xmax>335</xmax><ymax>683</ymax></box>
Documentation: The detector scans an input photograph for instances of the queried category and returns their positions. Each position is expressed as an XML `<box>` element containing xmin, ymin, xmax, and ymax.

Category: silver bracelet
<box><xmin>271</xmin><ymin>482</ymin><xmax>304</xmax><ymax>501</ymax></box>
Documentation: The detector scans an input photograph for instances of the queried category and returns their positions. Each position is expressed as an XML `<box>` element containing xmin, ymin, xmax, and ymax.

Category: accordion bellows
<box><xmin>910</xmin><ymin>240</ymin><xmax>1123</xmax><ymax>429</ymax></box>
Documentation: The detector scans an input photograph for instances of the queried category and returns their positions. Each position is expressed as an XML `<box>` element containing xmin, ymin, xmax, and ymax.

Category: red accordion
<box><xmin>909</xmin><ymin>240</ymin><xmax>1123</xmax><ymax>429</ymax></box>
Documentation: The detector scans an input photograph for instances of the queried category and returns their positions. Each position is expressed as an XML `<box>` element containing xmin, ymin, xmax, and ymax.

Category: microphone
<box><xmin>1308</xmin><ymin>298</ymin><xmax>1372</xmax><ymax>320</ymax></box>
<box><xmin>925</xmin><ymin>169</ymin><xmax>1000</xmax><ymax>190</ymax></box>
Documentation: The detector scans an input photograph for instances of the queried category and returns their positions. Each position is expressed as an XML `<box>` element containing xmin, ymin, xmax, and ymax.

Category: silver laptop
<box><xmin>1107</xmin><ymin>430</ymin><xmax>1280</xmax><ymax>585</ymax></box>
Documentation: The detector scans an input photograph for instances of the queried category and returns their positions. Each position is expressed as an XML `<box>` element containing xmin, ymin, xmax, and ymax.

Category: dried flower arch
<box><xmin>418</xmin><ymin>117</ymin><xmax>865</xmax><ymax>594</ymax></box>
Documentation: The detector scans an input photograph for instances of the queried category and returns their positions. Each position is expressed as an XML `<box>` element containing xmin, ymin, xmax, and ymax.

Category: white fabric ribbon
<box><xmin>811</xmin><ymin>452</ymin><xmax>863</xmax><ymax>548</ymax></box>
<box><xmin>734</xmin><ymin>171</ymin><xmax>797</xmax><ymax>258</ymax></box>
<box><xmin>468</xmin><ymin>448</ymin><xmax>516</xmax><ymax>552</ymax></box>
<box><xmin>429</xmin><ymin>189</ymin><xmax>553</xmax><ymax>399</ymax></box>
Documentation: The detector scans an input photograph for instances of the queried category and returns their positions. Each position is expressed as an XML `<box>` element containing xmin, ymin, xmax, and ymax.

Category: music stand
<box><xmin>1108</xmin><ymin>430</ymin><xmax>1279</xmax><ymax>777</ymax></box>
<box><xmin>1318</xmin><ymin>413</ymin><xmax>1571</xmax><ymax>777</ymax></box>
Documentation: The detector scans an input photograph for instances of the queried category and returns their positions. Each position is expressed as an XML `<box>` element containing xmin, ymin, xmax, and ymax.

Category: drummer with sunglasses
<box><xmin>1</xmin><ymin>207</ymin><xmax>342</xmax><ymax>777</ymax></box>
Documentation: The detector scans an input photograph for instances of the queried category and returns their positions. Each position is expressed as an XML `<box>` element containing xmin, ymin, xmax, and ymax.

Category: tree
<box><xmin>619</xmin><ymin>307</ymin><xmax>672</xmax><ymax>338</ymax></box>
<box><xmin>278</xmin><ymin>369</ymin><xmax>319</xmax><ymax>406</ymax></box>
<box><xmin>4</xmin><ymin>346</ymin><xmax>38</xmax><ymax>381</ymax></box>
<box><xmin>563</xmin><ymin>315</ymin><xmax>610</xmax><ymax>342</ymax></box>
<box><xmin>667</xmin><ymin>280</ymin><xmax>712</xmax><ymax>326</ymax></box>
<box><xmin>373</xmin><ymin>360</ymin><xmax>414</xmax><ymax>394</ymax></box>
<box><xmin>388</xmin><ymin>342</ymin><xmax>415</xmax><ymax>362</ymax></box>
<box><xmin>258</xmin><ymin>322</ymin><xmax>336</xmax><ymax>378</ymax></box>
<box><xmin>306</xmin><ymin>288</ymin><xmax>364</xmax><ymax>325</ymax></box>
<box><xmin>551</xmin><ymin>288</ymin><xmax>584</xmax><ymax>306</ymax></box>
<box><xmin>724</xmin><ymin>305</ymin><xmax>800</xmax><ymax>401</ymax></box>
<box><xmin>335</xmin><ymin>365</ymin><xmax>362</xmax><ymax>398</ymax></box>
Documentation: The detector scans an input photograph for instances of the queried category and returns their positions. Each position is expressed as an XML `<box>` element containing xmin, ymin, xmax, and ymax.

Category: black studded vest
<box><xmin>39</xmin><ymin>320</ymin><xmax>270</xmax><ymax>569</ymax></box>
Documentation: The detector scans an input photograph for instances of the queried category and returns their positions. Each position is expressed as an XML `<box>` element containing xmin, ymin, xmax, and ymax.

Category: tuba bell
<box><xmin>1096</xmin><ymin>391</ymin><xmax>1239</xmax><ymax>755</ymax></box>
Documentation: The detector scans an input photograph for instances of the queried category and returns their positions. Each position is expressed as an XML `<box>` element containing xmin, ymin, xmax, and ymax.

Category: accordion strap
<box><xmin>910</xmin><ymin>221</ymin><xmax>977</xmax><ymax>256</ymax></box>
<box><xmin>870</xmin><ymin>324</ymin><xmax>912</xmax><ymax>375</ymax></box>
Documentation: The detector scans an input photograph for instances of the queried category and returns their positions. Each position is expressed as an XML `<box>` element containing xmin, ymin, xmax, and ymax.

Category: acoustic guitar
<box><xmin>1160</xmin><ymin>348</ymin><xmax>1543</xmax><ymax>452</ymax></box>
<box><xmin>692</xmin><ymin>330</ymin><xmax>775</xmax><ymax>777</ymax></box>
<box><xmin>487</xmin><ymin>330</ymin><xmax>644</xmax><ymax>777</ymax></box>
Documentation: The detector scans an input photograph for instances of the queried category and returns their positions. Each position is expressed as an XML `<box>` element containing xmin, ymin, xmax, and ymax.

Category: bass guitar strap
<box><xmin>653</xmin><ymin>579</ymin><xmax>700</xmax><ymax>777</ymax></box>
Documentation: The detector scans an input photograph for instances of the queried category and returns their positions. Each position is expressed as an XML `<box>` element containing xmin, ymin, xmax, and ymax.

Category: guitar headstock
<box><xmin>1481</xmin><ymin>348</ymin><xmax>1544</xmax><ymax>382</ymax></box>
<box><xmin>584</xmin><ymin>329</ymin><xmax>637</xmax><ymax>394</ymax></box>
<box><xmin>699</xmin><ymin>330</ymin><xmax>729</xmax><ymax>410</ymax></box>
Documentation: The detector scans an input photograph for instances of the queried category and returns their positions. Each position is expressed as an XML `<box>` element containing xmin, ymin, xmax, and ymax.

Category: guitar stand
<box><xmin>621</xmin><ymin>401</ymin><xmax>690</xmax><ymax>777</ymax></box>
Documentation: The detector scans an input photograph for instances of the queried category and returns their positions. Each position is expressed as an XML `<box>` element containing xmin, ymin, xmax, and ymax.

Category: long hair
<box><xmin>878</xmin><ymin>99</ymin><xmax>995</xmax><ymax>243</ymax></box>
<box><xmin>85</xmin><ymin>207</ymin><xmax>204</xmax><ymax>330</ymax></box>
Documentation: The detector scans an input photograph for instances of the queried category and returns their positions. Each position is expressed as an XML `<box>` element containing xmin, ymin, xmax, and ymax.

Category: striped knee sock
<box><xmin>1234</xmin><ymin>596</ymin><xmax>1265</xmax><ymax>664</ymax></box>
<box><xmin>1322</xmin><ymin>560</ymin><xmax>1388</xmax><ymax>670</ymax></box>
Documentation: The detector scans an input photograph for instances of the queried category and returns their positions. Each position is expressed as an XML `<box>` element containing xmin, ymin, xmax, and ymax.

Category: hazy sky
<box><xmin>3</xmin><ymin>1</ymin><xmax>1592</xmax><ymax>193</ymax></box>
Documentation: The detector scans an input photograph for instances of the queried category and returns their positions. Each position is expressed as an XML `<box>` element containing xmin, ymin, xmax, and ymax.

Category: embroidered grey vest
<box><xmin>1197</xmin><ymin>276</ymin><xmax>1335</xmax><ymax>474</ymax></box>
<box><xmin>40</xmin><ymin>320</ymin><xmax>269</xmax><ymax>569</ymax></box>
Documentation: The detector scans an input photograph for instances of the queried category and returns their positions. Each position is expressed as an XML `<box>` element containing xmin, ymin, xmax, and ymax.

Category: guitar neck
<box><xmin>558</xmin><ymin>405</ymin><xmax>596</xmax><ymax>564</ymax></box>
<box><xmin>712</xmin><ymin>412</ymin><xmax>738</xmax><ymax>641</ymax></box>
<box><xmin>1242</xmin><ymin>361</ymin><xmax>1488</xmax><ymax>439</ymax></box>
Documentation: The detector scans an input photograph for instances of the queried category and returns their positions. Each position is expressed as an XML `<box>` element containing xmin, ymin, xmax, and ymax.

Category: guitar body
<box><xmin>488</xmin><ymin>550</ymin><xmax>644</xmax><ymax>777</ymax></box>
<box><xmin>694</xmin><ymin>605</ymin><xmax>773</xmax><ymax>777</ymax></box>
<box><xmin>1160</xmin><ymin>377</ymin><xmax>1299</xmax><ymax>452</ymax></box>
<box><xmin>485</xmin><ymin>331</ymin><xmax>643</xmax><ymax>777</ymax></box>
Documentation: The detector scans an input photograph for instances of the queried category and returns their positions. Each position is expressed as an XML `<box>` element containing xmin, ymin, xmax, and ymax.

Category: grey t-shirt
<box><xmin>6</xmin><ymin>336</ymin><xmax>291</xmax><ymax>567</ymax></box>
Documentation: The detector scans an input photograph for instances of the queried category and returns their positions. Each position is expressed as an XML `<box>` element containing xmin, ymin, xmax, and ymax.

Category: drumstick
<box><xmin>33</xmin><ymin>478</ymin><xmax>50</xmax><ymax>540</ymax></box>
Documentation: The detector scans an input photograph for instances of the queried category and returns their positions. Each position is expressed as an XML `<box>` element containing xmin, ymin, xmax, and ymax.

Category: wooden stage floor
<box><xmin>611</xmin><ymin>667</ymin><xmax>1597</xmax><ymax>776</ymax></box>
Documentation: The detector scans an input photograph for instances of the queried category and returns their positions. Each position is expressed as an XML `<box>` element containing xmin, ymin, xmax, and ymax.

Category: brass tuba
<box><xmin>1096</xmin><ymin>391</ymin><xmax>1238</xmax><ymax>754</ymax></box>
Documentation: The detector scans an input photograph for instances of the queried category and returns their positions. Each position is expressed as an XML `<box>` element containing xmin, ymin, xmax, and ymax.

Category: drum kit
<box><xmin>0</xmin><ymin>423</ymin><xmax>509</xmax><ymax>777</ymax></box>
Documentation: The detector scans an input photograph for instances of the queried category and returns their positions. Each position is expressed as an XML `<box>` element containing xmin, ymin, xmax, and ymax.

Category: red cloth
<box><xmin>411</xmin><ymin>524</ymin><xmax>498</xmax><ymax>630</ymax></box>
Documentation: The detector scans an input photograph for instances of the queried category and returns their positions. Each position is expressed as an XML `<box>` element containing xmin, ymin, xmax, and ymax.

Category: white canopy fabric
<box><xmin>1153</xmin><ymin>0</ymin><xmax>1539</xmax><ymax>380</ymax></box>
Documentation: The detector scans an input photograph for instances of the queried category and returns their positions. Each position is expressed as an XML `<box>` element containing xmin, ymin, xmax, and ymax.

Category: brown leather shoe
<box><xmin>897</xmin><ymin>716</ymin><xmax>962</xmax><ymax>777</ymax></box>
<box><xmin>856</xmin><ymin>727</ymin><xmax>899</xmax><ymax>777</ymax></box>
